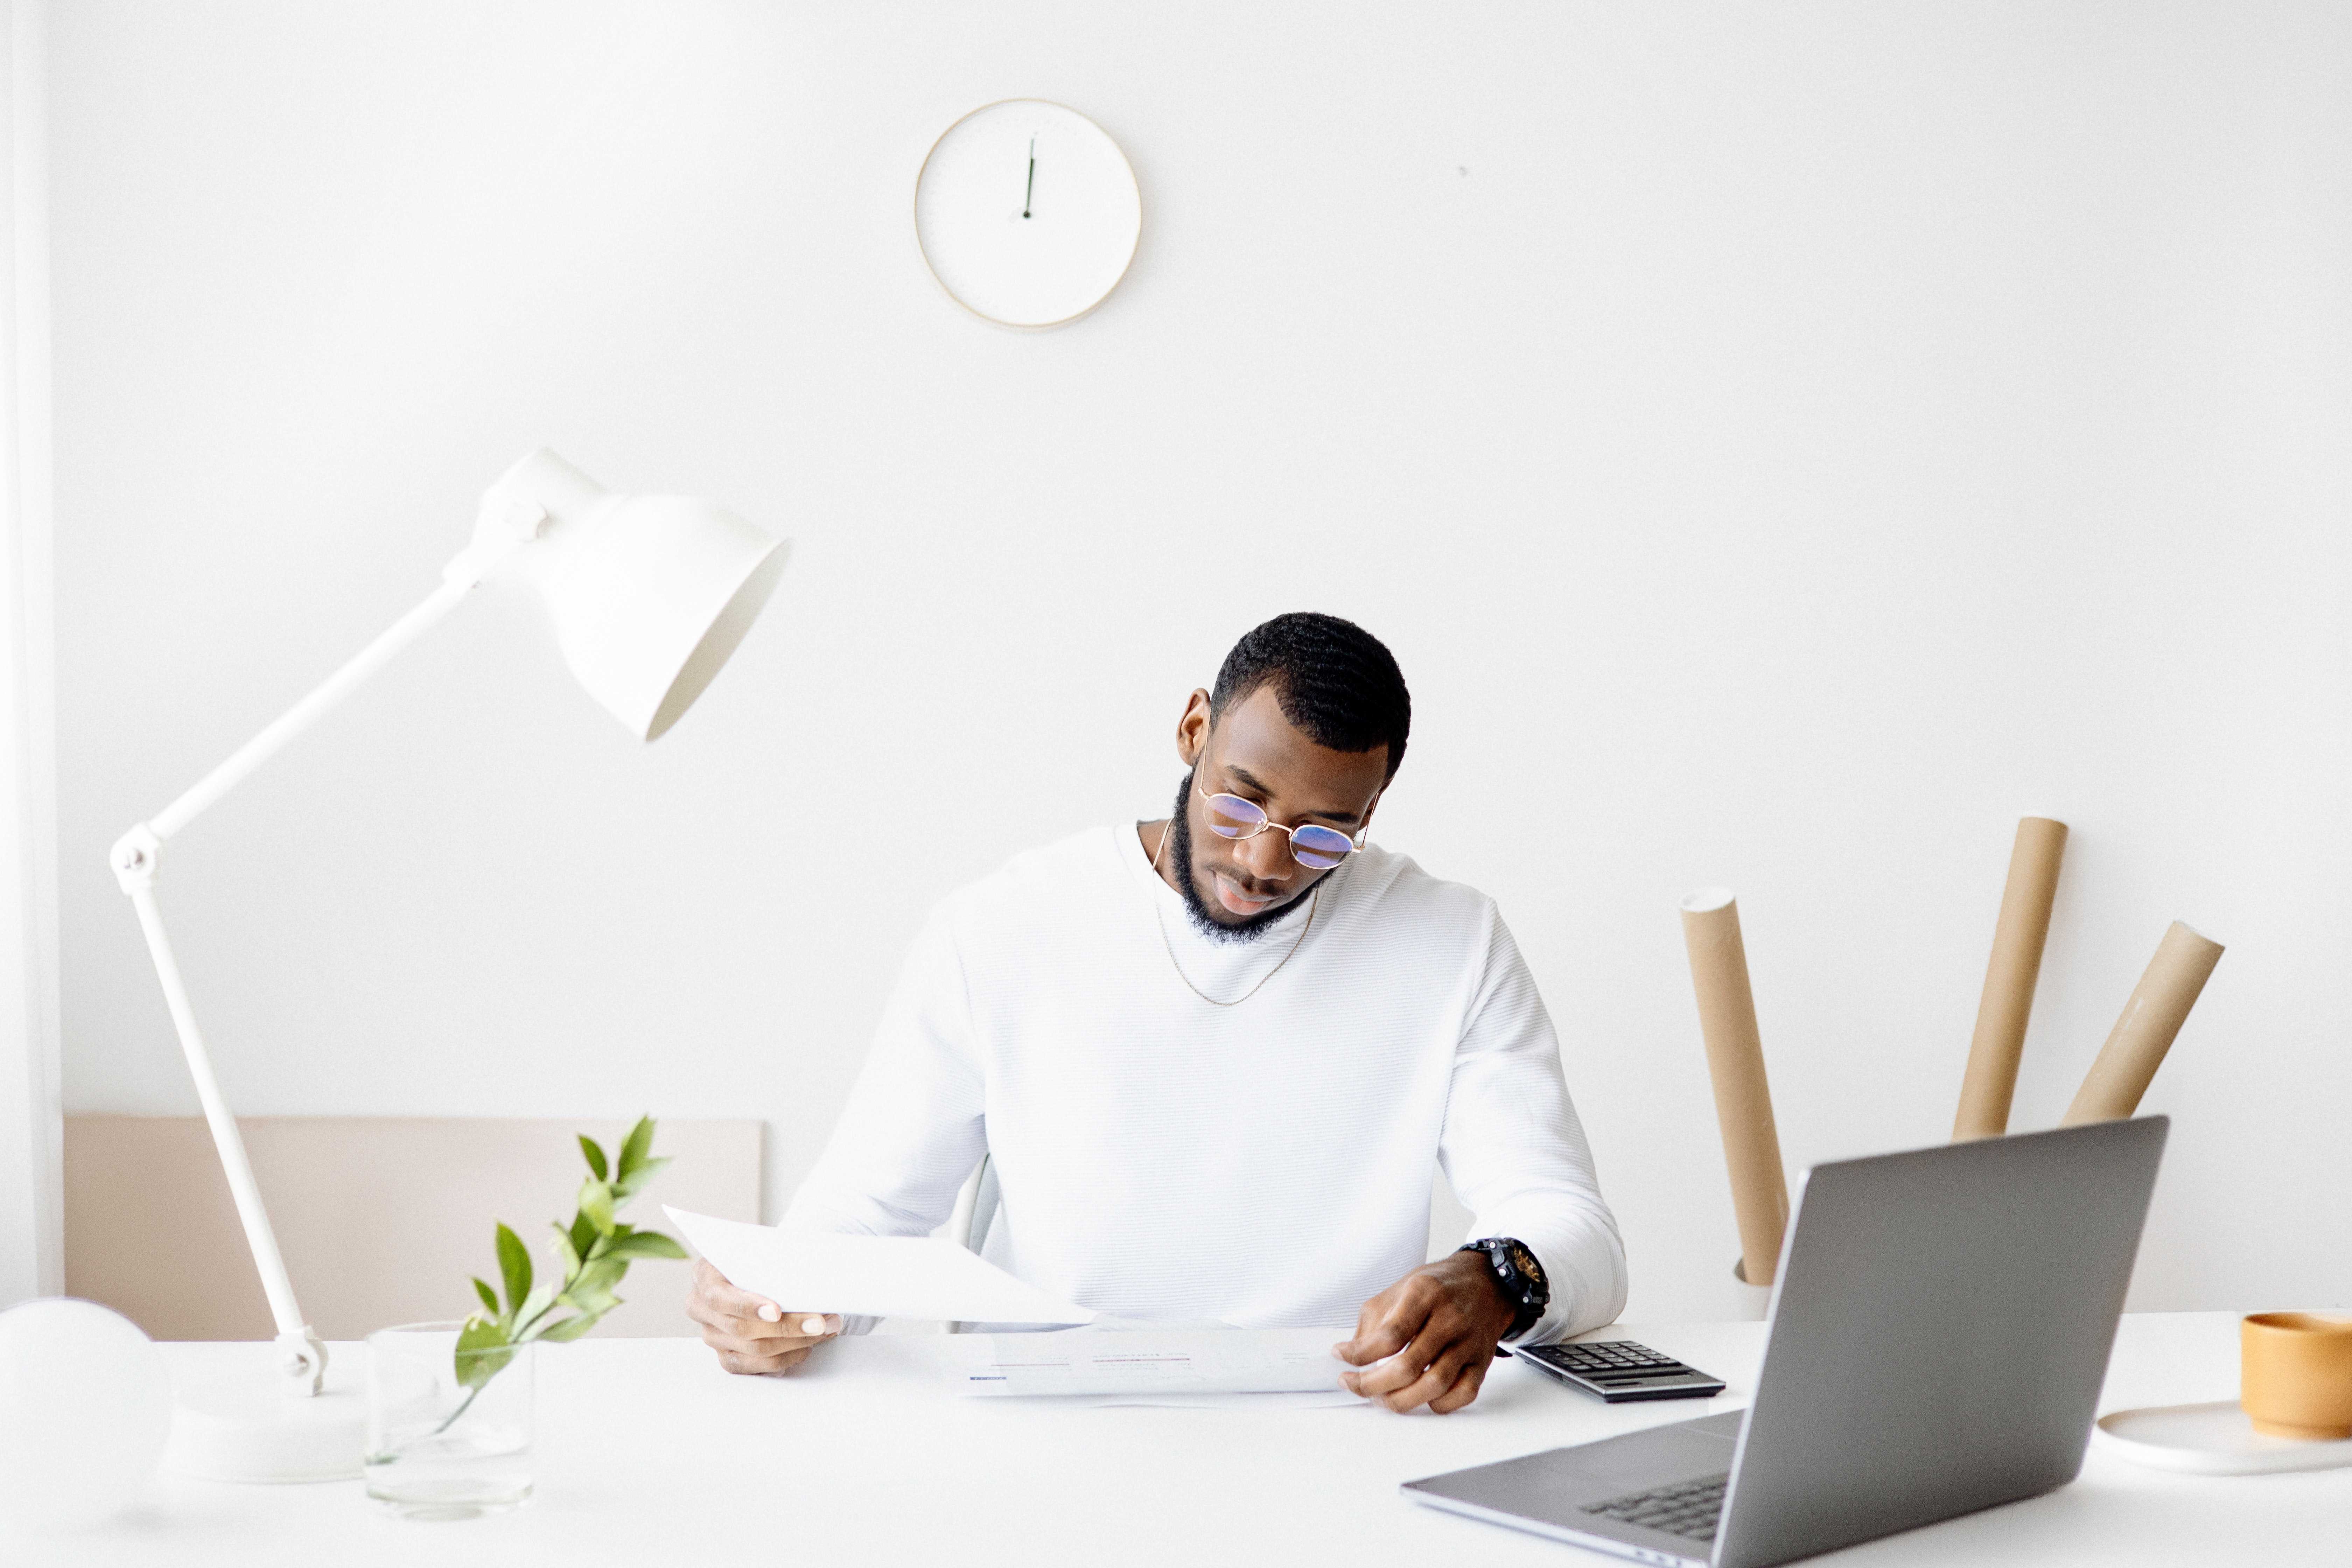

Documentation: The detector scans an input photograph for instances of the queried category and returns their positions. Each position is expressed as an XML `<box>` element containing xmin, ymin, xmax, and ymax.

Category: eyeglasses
<box><xmin>1195</xmin><ymin>783</ymin><xmax>1365</xmax><ymax>870</ymax></box>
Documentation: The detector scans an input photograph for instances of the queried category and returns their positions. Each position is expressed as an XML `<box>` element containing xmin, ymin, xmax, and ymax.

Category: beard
<box><xmin>1166</xmin><ymin>771</ymin><xmax>1307</xmax><ymax>945</ymax></box>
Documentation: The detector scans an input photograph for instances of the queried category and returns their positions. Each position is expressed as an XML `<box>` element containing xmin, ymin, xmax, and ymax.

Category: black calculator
<box><xmin>1504</xmin><ymin>1339</ymin><xmax>1727</xmax><ymax>1402</ymax></box>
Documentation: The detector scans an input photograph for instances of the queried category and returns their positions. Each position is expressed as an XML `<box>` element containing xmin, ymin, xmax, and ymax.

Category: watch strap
<box><xmin>1460</xmin><ymin>1236</ymin><xmax>1549</xmax><ymax>1341</ymax></box>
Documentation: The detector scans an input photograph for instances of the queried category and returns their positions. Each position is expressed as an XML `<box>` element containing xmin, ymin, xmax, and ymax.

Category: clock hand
<box><xmin>1024</xmin><ymin>136</ymin><xmax>1036</xmax><ymax>219</ymax></box>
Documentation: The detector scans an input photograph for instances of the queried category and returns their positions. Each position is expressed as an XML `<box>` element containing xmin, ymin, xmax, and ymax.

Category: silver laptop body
<box><xmin>1402</xmin><ymin>1117</ymin><xmax>2168</xmax><ymax>1568</ymax></box>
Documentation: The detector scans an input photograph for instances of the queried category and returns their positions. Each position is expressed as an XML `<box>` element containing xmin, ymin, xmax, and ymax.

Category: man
<box><xmin>689</xmin><ymin>613</ymin><xmax>1626</xmax><ymax>1413</ymax></box>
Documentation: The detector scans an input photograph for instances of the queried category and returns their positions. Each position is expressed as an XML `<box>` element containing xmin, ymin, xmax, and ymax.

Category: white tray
<box><xmin>2094</xmin><ymin>1401</ymin><xmax>2352</xmax><ymax>1475</ymax></box>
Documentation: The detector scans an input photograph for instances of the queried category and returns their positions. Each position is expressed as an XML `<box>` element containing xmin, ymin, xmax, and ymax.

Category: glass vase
<box><xmin>363</xmin><ymin>1322</ymin><xmax>534</xmax><ymax>1519</ymax></box>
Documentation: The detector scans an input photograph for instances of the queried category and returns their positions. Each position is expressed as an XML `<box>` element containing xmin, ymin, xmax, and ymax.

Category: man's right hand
<box><xmin>686</xmin><ymin>1258</ymin><xmax>842</xmax><ymax>1376</ymax></box>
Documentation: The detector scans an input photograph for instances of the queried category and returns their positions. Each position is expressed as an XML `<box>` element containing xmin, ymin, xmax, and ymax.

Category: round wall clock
<box><xmin>914</xmin><ymin>100</ymin><xmax>1141</xmax><ymax>330</ymax></box>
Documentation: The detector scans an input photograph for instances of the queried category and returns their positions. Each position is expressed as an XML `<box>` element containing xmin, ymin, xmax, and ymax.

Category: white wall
<box><xmin>47</xmin><ymin>1</ymin><xmax>2351</xmax><ymax>1322</ymax></box>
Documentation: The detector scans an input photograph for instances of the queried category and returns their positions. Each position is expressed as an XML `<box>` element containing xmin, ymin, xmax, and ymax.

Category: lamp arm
<box><xmin>150</xmin><ymin>574</ymin><xmax>477</xmax><ymax>842</ymax></box>
<box><xmin>108</xmin><ymin>561</ymin><xmax>494</xmax><ymax>1397</ymax></box>
<box><xmin>116</xmin><ymin>878</ymin><xmax>329</xmax><ymax>1393</ymax></box>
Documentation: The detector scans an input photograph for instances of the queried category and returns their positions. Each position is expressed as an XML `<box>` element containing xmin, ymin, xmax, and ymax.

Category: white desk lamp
<box><xmin>107</xmin><ymin>450</ymin><xmax>788</xmax><ymax>1481</ymax></box>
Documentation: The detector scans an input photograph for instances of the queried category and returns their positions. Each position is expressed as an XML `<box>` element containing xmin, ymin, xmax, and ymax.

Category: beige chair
<box><xmin>63</xmin><ymin>1115</ymin><xmax>761</xmax><ymax>1342</ymax></box>
<box><xmin>951</xmin><ymin>1152</ymin><xmax>1001</xmax><ymax>1258</ymax></box>
<box><xmin>934</xmin><ymin>1153</ymin><xmax>999</xmax><ymax>1334</ymax></box>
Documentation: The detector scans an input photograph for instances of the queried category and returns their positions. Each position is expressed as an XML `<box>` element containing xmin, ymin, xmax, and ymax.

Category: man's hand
<box><xmin>686</xmin><ymin>1258</ymin><xmax>842</xmax><ymax>1376</ymax></box>
<box><xmin>1334</xmin><ymin>1251</ymin><xmax>1517</xmax><ymax>1413</ymax></box>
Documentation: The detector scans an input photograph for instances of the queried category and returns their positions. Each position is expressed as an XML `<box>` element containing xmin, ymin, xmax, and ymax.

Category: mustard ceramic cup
<box><xmin>2241</xmin><ymin>1312</ymin><xmax>2352</xmax><ymax>1440</ymax></box>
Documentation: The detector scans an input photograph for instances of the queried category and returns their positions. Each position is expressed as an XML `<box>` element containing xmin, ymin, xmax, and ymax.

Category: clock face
<box><xmin>914</xmin><ymin>100</ymin><xmax>1141</xmax><ymax>330</ymax></box>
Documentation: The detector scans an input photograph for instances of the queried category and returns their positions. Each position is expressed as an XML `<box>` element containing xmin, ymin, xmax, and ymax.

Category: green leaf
<box><xmin>455</xmin><ymin>1315</ymin><xmax>516</xmax><ymax>1390</ymax></box>
<box><xmin>551</xmin><ymin>1220</ymin><xmax>581</xmax><ymax>1283</ymax></box>
<box><xmin>561</xmin><ymin>1289</ymin><xmax>620</xmax><ymax>1323</ymax></box>
<box><xmin>567</xmin><ymin>1209</ymin><xmax>598</xmax><ymax>1265</ymax></box>
<box><xmin>601</xmin><ymin>1229</ymin><xmax>688</xmax><ymax>1261</ymax></box>
<box><xmin>613</xmin><ymin>1155</ymin><xmax>672</xmax><ymax>1205</ymax></box>
<box><xmin>471</xmin><ymin>1276</ymin><xmax>502</xmax><ymax>1317</ymax></box>
<box><xmin>578</xmin><ymin>1136</ymin><xmax>608</xmax><ymax>1183</ymax></box>
<box><xmin>560</xmin><ymin>1274</ymin><xmax>624</xmax><ymax>1319</ymax></box>
<box><xmin>584</xmin><ymin>1222</ymin><xmax>628</xmax><ymax>1262</ymax></box>
<box><xmin>514</xmin><ymin>1279</ymin><xmax>558</xmax><ymax>1334</ymax></box>
<box><xmin>564</xmin><ymin>1254</ymin><xmax>627</xmax><ymax>1303</ymax></box>
<box><xmin>494</xmin><ymin>1223</ymin><xmax>532</xmax><ymax>1320</ymax></box>
<box><xmin>616</xmin><ymin>1116</ymin><xmax>656</xmax><ymax>1183</ymax></box>
<box><xmin>578</xmin><ymin>1177</ymin><xmax>615</xmax><ymax>1238</ymax></box>
<box><xmin>533</xmin><ymin>1312</ymin><xmax>600</xmax><ymax>1343</ymax></box>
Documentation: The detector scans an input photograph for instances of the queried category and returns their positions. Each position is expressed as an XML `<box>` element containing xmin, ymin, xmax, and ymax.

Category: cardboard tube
<box><xmin>1680</xmin><ymin>889</ymin><xmax>1790</xmax><ymax>1287</ymax></box>
<box><xmin>2060</xmin><ymin>921</ymin><xmax>2225</xmax><ymax>1125</ymax></box>
<box><xmin>1952</xmin><ymin>817</ymin><xmax>2069</xmax><ymax>1140</ymax></box>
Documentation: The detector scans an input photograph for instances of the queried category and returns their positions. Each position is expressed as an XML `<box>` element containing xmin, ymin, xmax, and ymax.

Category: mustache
<box><xmin>1168</xmin><ymin>770</ymin><xmax>1302</xmax><ymax>944</ymax></box>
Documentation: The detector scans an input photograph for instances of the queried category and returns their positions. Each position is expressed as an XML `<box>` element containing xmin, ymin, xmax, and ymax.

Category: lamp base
<box><xmin>165</xmin><ymin>1363</ymin><xmax>365</xmax><ymax>1483</ymax></box>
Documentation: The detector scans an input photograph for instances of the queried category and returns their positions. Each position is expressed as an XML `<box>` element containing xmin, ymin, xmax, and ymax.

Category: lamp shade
<box><xmin>476</xmin><ymin>449</ymin><xmax>788</xmax><ymax>740</ymax></box>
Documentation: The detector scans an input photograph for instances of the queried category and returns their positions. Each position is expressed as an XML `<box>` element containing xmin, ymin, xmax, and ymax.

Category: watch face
<box><xmin>1507</xmin><ymin>1241</ymin><xmax>1548</xmax><ymax>1294</ymax></box>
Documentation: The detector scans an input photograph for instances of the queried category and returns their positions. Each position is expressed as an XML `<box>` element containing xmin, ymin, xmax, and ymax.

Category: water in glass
<box><xmin>364</xmin><ymin>1322</ymin><xmax>533</xmax><ymax>1519</ymax></box>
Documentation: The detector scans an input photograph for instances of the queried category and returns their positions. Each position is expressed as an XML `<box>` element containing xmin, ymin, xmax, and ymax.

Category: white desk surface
<box><xmin>33</xmin><ymin>1311</ymin><xmax>2346</xmax><ymax>1567</ymax></box>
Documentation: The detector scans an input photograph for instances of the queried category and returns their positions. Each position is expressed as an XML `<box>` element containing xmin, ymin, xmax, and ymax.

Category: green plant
<box><xmin>448</xmin><ymin>1116</ymin><xmax>688</xmax><ymax>1420</ymax></box>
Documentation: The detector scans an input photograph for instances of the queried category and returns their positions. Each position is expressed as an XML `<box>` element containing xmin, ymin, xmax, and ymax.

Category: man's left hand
<box><xmin>1334</xmin><ymin>1251</ymin><xmax>1517</xmax><ymax>1413</ymax></box>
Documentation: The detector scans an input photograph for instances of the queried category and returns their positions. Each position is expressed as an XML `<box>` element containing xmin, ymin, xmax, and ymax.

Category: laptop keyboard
<box><xmin>1581</xmin><ymin>1474</ymin><xmax>1728</xmax><ymax>1542</ymax></box>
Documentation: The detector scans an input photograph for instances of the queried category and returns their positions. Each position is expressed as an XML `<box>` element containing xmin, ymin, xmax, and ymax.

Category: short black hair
<box><xmin>1210</xmin><ymin>612</ymin><xmax>1411</xmax><ymax>779</ymax></box>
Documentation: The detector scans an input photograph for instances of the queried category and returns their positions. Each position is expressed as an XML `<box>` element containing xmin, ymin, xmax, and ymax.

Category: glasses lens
<box><xmin>1204</xmin><ymin>793</ymin><xmax>1266</xmax><ymax>839</ymax></box>
<box><xmin>1290</xmin><ymin>825</ymin><xmax>1354</xmax><ymax>869</ymax></box>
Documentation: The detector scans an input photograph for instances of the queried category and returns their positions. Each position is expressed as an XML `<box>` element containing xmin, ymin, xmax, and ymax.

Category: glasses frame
<box><xmin>1193</xmin><ymin>782</ymin><xmax>1368</xmax><ymax>870</ymax></box>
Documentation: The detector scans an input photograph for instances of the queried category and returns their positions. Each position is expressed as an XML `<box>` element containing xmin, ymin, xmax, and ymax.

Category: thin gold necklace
<box><xmin>1147</xmin><ymin>819</ymin><xmax>1322</xmax><ymax>1007</ymax></box>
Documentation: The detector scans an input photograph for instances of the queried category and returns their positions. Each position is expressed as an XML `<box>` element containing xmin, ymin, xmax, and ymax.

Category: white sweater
<box><xmin>782</xmin><ymin>824</ymin><xmax>1628</xmax><ymax>1343</ymax></box>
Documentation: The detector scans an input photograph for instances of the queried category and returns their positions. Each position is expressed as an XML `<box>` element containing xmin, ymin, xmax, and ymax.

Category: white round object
<box><xmin>0</xmin><ymin>1299</ymin><xmax>173</xmax><ymax>1527</ymax></box>
<box><xmin>2093</xmin><ymin>1401</ymin><xmax>2352</xmax><ymax>1475</ymax></box>
<box><xmin>914</xmin><ymin>100</ymin><xmax>1141</xmax><ymax>329</ymax></box>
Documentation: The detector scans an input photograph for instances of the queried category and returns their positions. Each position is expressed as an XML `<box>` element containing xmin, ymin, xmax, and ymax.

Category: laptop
<box><xmin>1403</xmin><ymin>1117</ymin><xmax>2167</xmax><ymax>1568</ymax></box>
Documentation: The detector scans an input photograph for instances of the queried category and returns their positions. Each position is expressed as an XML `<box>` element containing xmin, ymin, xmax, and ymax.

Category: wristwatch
<box><xmin>1459</xmin><ymin>1237</ymin><xmax>1550</xmax><ymax>1341</ymax></box>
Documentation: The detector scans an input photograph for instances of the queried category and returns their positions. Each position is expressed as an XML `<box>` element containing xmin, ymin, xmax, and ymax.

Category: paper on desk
<box><xmin>1057</xmin><ymin>1389</ymin><xmax>1369</xmax><ymax>1410</ymax></box>
<box><xmin>949</xmin><ymin>1325</ymin><xmax>1361</xmax><ymax>1400</ymax></box>
<box><xmin>664</xmin><ymin>1208</ymin><xmax>1096</xmax><ymax>1326</ymax></box>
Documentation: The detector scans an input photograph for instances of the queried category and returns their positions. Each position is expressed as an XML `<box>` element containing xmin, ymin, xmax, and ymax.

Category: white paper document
<box><xmin>664</xmin><ymin>1208</ymin><xmax>1096</xmax><ymax>1326</ymax></box>
<box><xmin>949</xmin><ymin>1326</ymin><xmax>1357</xmax><ymax>1399</ymax></box>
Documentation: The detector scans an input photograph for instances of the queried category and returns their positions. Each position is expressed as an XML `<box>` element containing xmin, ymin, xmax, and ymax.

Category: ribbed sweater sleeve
<box><xmin>1437</xmin><ymin>904</ymin><xmax>1629</xmax><ymax>1343</ymax></box>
